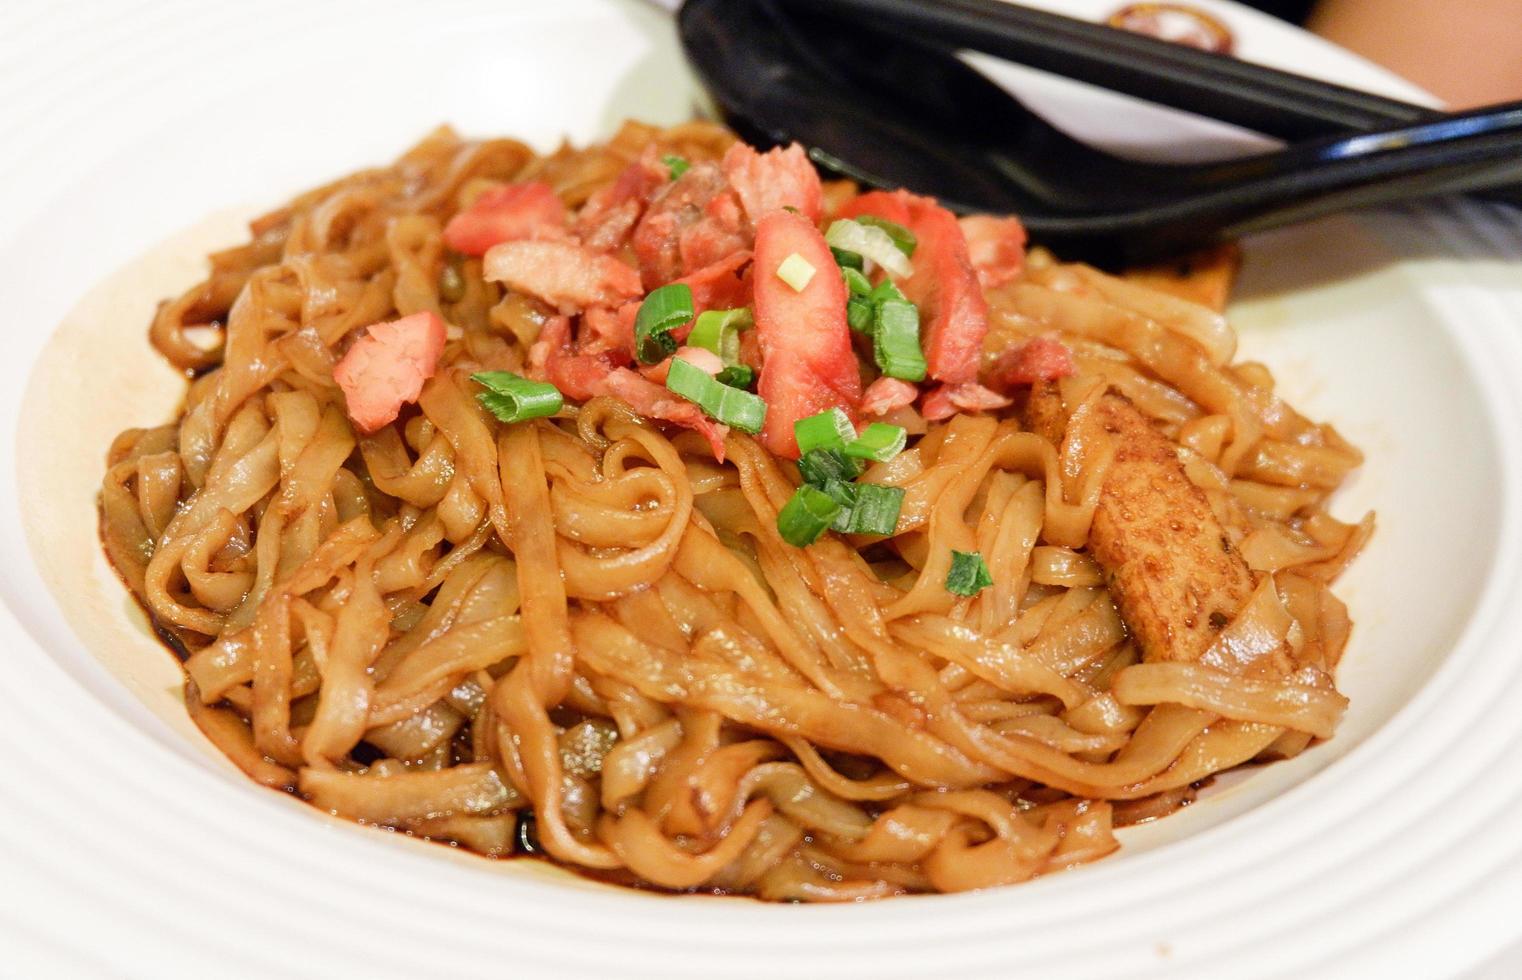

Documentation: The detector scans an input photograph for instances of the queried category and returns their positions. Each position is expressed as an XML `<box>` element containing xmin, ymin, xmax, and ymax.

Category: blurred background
<box><xmin>1243</xmin><ymin>0</ymin><xmax>1522</xmax><ymax>107</ymax></box>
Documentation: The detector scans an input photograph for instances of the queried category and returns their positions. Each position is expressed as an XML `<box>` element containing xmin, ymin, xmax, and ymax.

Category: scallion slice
<box><xmin>855</xmin><ymin>215</ymin><xmax>918</xmax><ymax>257</ymax></box>
<box><xmin>846</xmin><ymin>296</ymin><xmax>875</xmax><ymax>335</ymax></box>
<box><xmin>777</xmin><ymin>484</ymin><xmax>844</xmax><ymax>547</ymax></box>
<box><xmin>662</xmin><ymin>154</ymin><xmax>690</xmax><ymax>180</ymax></box>
<box><xmin>471</xmin><ymin>371</ymin><xmax>564</xmax><ymax>424</ymax></box>
<box><xmin>840</xmin><ymin>482</ymin><xmax>905</xmax><ymax>535</ymax></box>
<box><xmin>869</xmin><ymin>277</ymin><xmax>908</xmax><ymax>305</ymax></box>
<box><xmin>825</xmin><ymin>219</ymin><xmax>914</xmax><ymax>278</ymax></box>
<box><xmin>831</xmin><ymin>246</ymin><xmax>864</xmax><ymax>271</ymax></box>
<box><xmin>665</xmin><ymin>357</ymin><xmax>766</xmax><ymax>433</ymax></box>
<box><xmin>844</xmin><ymin>422</ymin><xmax>907</xmax><ymax>462</ymax></box>
<box><xmin>687</xmin><ymin>307</ymin><xmax>754</xmax><ymax>389</ymax></box>
<box><xmin>817</xmin><ymin>479</ymin><xmax>905</xmax><ymax>535</ymax></box>
<box><xmin>776</xmin><ymin>253</ymin><xmax>816</xmax><ymax>292</ymax></box>
<box><xmin>798</xmin><ymin>448</ymin><xmax>864</xmax><ymax>487</ymax></box>
<box><xmin>687</xmin><ymin>307</ymin><xmax>751</xmax><ymax>362</ymax></box>
<box><xmin>794</xmin><ymin>408</ymin><xmax>856</xmax><ymax>456</ymax></box>
<box><xmin>716</xmin><ymin>364</ymin><xmax>755</xmax><ymax>389</ymax></box>
<box><xmin>873</xmin><ymin>299</ymin><xmax>928</xmax><ymax>382</ymax></box>
<box><xmin>946</xmin><ymin>550</ymin><xmax>994</xmax><ymax>596</ymax></box>
<box><xmin>840</xmin><ymin>265</ymin><xmax>873</xmax><ymax>297</ymax></box>
<box><xmin>634</xmin><ymin>283</ymin><xmax>695</xmax><ymax>364</ymax></box>
<box><xmin>821</xmin><ymin>478</ymin><xmax>859</xmax><ymax>533</ymax></box>
<box><xmin>663</xmin><ymin>358</ymin><xmax>713</xmax><ymax>405</ymax></box>
<box><xmin>714</xmin><ymin>384</ymin><xmax>766</xmax><ymax>432</ymax></box>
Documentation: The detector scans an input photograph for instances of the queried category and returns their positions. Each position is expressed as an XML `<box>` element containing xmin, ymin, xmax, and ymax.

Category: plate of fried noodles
<box><xmin>2</xmin><ymin>0</ymin><xmax>1522</xmax><ymax>977</ymax></box>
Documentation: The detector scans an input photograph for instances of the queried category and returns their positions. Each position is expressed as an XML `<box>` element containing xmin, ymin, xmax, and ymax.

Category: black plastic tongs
<box><xmin>678</xmin><ymin>0</ymin><xmax>1522</xmax><ymax>264</ymax></box>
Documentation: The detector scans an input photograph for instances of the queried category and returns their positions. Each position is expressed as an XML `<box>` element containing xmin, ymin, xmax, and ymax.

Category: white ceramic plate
<box><xmin>3</xmin><ymin>1</ymin><xmax>1522</xmax><ymax>977</ymax></box>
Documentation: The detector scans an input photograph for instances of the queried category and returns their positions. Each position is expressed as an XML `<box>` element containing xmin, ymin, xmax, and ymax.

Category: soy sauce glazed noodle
<box><xmin>99</xmin><ymin>121</ymin><xmax>1372</xmax><ymax>900</ymax></box>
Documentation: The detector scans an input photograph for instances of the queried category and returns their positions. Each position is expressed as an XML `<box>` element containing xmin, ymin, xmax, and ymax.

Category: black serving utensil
<box><xmin>784</xmin><ymin>0</ymin><xmax>1437</xmax><ymax>141</ymax></box>
<box><xmin>777</xmin><ymin>0</ymin><xmax>1522</xmax><ymax>211</ymax></box>
<box><xmin>679</xmin><ymin>0</ymin><xmax>1522</xmax><ymax>265</ymax></box>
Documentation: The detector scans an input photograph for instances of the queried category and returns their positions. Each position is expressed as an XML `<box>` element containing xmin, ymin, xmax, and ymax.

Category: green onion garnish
<box><xmin>687</xmin><ymin>308</ymin><xmax>750</xmax><ymax>360</ymax></box>
<box><xmin>716</xmin><ymin>364</ymin><xmax>755</xmax><ymax>389</ymax></box>
<box><xmin>776</xmin><ymin>253</ymin><xmax>816</xmax><ymax>292</ymax></box>
<box><xmin>831</xmin><ymin>247</ymin><xmax>864</xmax><ymax>271</ymax></box>
<box><xmin>869</xmin><ymin>278</ymin><xmax>908</xmax><ymax>305</ymax></box>
<box><xmin>662</xmin><ymin>154</ymin><xmax>690</xmax><ymax>180</ymax></box>
<box><xmin>439</xmin><ymin>262</ymin><xmax>466</xmax><ymax>302</ymax></box>
<box><xmin>688</xmin><ymin>307</ymin><xmax>754</xmax><ymax>389</ymax></box>
<box><xmin>839</xmin><ymin>482</ymin><xmax>905</xmax><ymax>535</ymax></box>
<box><xmin>946</xmin><ymin>550</ymin><xmax>994</xmax><ymax>597</ymax></box>
<box><xmin>794</xmin><ymin>408</ymin><xmax>857</xmax><ymax>456</ymax></box>
<box><xmin>817</xmin><ymin>479</ymin><xmax>905</xmax><ymax>535</ymax></box>
<box><xmin>847</xmin><ymin>296</ymin><xmax>875</xmax><ymax>335</ymax></box>
<box><xmin>840</xmin><ymin>266</ymin><xmax>873</xmax><ymax>297</ymax></box>
<box><xmin>844</xmin><ymin>422</ymin><xmax>907</xmax><ymax>462</ymax></box>
<box><xmin>825</xmin><ymin>219</ymin><xmax>914</xmax><ymax>278</ymax></box>
<box><xmin>855</xmin><ymin>215</ymin><xmax>918</xmax><ymax>257</ymax></box>
<box><xmin>798</xmin><ymin>448</ymin><xmax>864</xmax><ymax>486</ymax></box>
<box><xmin>873</xmin><ymin>299</ymin><xmax>928</xmax><ymax>382</ymax></box>
<box><xmin>665</xmin><ymin>357</ymin><xmax>711</xmax><ymax>403</ymax></box>
<box><xmin>713</xmin><ymin>386</ymin><xmax>765</xmax><ymax>433</ymax></box>
<box><xmin>795</xmin><ymin>412</ymin><xmax>907</xmax><ymax>465</ymax></box>
<box><xmin>777</xmin><ymin>484</ymin><xmax>844</xmax><ymax>547</ymax></box>
<box><xmin>471</xmin><ymin>371</ymin><xmax>564</xmax><ymax>424</ymax></box>
<box><xmin>665</xmin><ymin>357</ymin><xmax>766</xmax><ymax>433</ymax></box>
<box><xmin>634</xmin><ymin>283</ymin><xmax>695</xmax><ymax>364</ymax></box>
<box><xmin>820</xmin><ymin>478</ymin><xmax>859</xmax><ymax>532</ymax></box>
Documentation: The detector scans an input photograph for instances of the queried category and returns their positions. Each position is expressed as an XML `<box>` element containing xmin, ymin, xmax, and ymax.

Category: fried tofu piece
<box><xmin>1121</xmin><ymin>243</ymin><xmax>1241</xmax><ymax>313</ymax></box>
<box><xmin>1027</xmin><ymin>382</ymin><xmax>1262</xmax><ymax>664</ymax></box>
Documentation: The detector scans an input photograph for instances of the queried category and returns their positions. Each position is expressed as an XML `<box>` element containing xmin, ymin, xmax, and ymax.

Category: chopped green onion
<box><xmin>946</xmin><ymin>550</ymin><xmax>994</xmax><ymax>596</ymax></box>
<box><xmin>825</xmin><ymin>219</ymin><xmax>914</xmax><ymax>278</ymax></box>
<box><xmin>687</xmin><ymin>307</ymin><xmax>751</xmax><ymax>362</ymax></box>
<box><xmin>634</xmin><ymin>283</ymin><xmax>695</xmax><ymax>364</ymax></box>
<box><xmin>665</xmin><ymin>357</ymin><xmax>767</xmax><ymax>433</ymax></box>
<box><xmin>798</xmin><ymin>448</ymin><xmax>864</xmax><ymax>487</ymax></box>
<box><xmin>844</xmin><ymin>422</ymin><xmax>907</xmax><ymax>462</ymax></box>
<box><xmin>712</xmin><ymin>386</ymin><xmax>766</xmax><ymax>433</ymax></box>
<box><xmin>796</xmin><ymin>412</ymin><xmax>906</xmax><ymax>466</ymax></box>
<box><xmin>663</xmin><ymin>358</ymin><xmax>712</xmax><ymax>404</ymax></box>
<box><xmin>688</xmin><ymin>307</ymin><xmax>754</xmax><ymax>389</ymax></box>
<box><xmin>855</xmin><ymin>215</ymin><xmax>918</xmax><ymax>257</ymax></box>
<box><xmin>471</xmin><ymin>371</ymin><xmax>564</xmax><ymax>423</ymax></box>
<box><xmin>662</xmin><ymin>154</ymin><xmax>690</xmax><ymax>180</ymax></box>
<box><xmin>846</xmin><ymin>296</ymin><xmax>875</xmax><ymax>335</ymax></box>
<box><xmin>439</xmin><ymin>262</ymin><xmax>466</xmax><ymax>302</ymax></box>
<box><xmin>840</xmin><ymin>265</ymin><xmax>873</xmax><ymax>297</ymax></box>
<box><xmin>794</xmin><ymin>408</ymin><xmax>856</xmax><ymax>456</ymax></box>
<box><xmin>831</xmin><ymin>247</ymin><xmax>864</xmax><ymax>271</ymax></box>
<box><xmin>820</xmin><ymin>478</ymin><xmax>859</xmax><ymax>533</ymax></box>
<box><xmin>777</xmin><ymin>485</ymin><xmax>844</xmax><ymax>547</ymax></box>
<box><xmin>716</xmin><ymin>364</ymin><xmax>755</xmax><ymax>389</ymax></box>
<box><xmin>776</xmin><ymin>253</ymin><xmax>816</xmax><ymax>292</ymax></box>
<box><xmin>840</xmin><ymin>483</ymin><xmax>905</xmax><ymax>535</ymax></box>
<box><xmin>818</xmin><ymin>479</ymin><xmax>905</xmax><ymax>535</ymax></box>
<box><xmin>869</xmin><ymin>277</ymin><xmax>908</xmax><ymax>305</ymax></box>
<box><xmin>873</xmin><ymin>300</ymin><xmax>928</xmax><ymax>382</ymax></box>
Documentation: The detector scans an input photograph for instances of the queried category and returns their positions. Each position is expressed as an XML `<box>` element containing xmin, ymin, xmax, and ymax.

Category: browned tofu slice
<box><xmin>1121</xmin><ymin>243</ymin><xmax>1241</xmax><ymax>313</ymax></box>
<box><xmin>1026</xmin><ymin>383</ymin><xmax>1261</xmax><ymax>664</ymax></box>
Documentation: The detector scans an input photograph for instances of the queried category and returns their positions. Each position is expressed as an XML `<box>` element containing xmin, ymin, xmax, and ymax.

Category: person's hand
<box><xmin>1310</xmin><ymin>0</ymin><xmax>1522</xmax><ymax>108</ymax></box>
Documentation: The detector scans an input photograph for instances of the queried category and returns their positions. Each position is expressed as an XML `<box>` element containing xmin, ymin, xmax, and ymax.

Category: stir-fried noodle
<box><xmin>100</xmin><ymin>122</ymin><xmax>1370</xmax><ymax>899</ymax></box>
